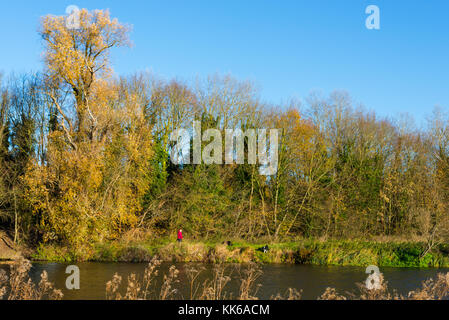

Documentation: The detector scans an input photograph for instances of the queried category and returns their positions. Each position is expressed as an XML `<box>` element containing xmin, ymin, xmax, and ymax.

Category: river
<box><xmin>1</xmin><ymin>262</ymin><xmax>448</xmax><ymax>300</ymax></box>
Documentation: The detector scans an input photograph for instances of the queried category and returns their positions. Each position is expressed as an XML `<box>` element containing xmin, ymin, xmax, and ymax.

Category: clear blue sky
<box><xmin>1</xmin><ymin>0</ymin><xmax>448</xmax><ymax>124</ymax></box>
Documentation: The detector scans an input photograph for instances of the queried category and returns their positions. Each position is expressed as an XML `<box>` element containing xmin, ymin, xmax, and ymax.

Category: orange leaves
<box><xmin>270</xmin><ymin>108</ymin><xmax>318</xmax><ymax>172</ymax></box>
<box><xmin>281</xmin><ymin>109</ymin><xmax>314</xmax><ymax>143</ymax></box>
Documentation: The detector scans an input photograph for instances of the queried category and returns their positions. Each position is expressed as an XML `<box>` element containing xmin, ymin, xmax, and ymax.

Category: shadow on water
<box><xmin>1</xmin><ymin>262</ymin><xmax>448</xmax><ymax>300</ymax></box>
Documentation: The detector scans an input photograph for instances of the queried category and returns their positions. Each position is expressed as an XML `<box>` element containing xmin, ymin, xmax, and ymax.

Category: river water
<box><xmin>1</xmin><ymin>262</ymin><xmax>448</xmax><ymax>300</ymax></box>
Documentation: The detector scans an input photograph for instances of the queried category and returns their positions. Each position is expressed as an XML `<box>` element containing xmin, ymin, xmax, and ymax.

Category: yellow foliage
<box><xmin>21</xmin><ymin>9</ymin><xmax>153</xmax><ymax>249</ymax></box>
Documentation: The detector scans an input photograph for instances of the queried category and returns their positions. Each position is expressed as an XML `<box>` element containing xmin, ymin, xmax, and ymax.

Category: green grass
<box><xmin>31</xmin><ymin>239</ymin><xmax>449</xmax><ymax>267</ymax></box>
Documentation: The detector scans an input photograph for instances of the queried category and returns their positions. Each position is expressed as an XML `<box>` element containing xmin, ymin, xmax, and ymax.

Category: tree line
<box><xmin>0</xmin><ymin>9</ymin><xmax>448</xmax><ymax>252</ymax></box>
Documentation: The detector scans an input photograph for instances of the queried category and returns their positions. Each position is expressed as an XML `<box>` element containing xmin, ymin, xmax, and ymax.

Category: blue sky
<box><xmin>0</xmin><ymin>0</ymin><xmax>448</xmax><ymax>124</ymax></box>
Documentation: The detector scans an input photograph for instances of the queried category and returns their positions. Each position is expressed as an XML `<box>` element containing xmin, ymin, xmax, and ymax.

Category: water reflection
<box><xmin>1</xmin><ymin>262</ymin><xmax>448</xmax><ymax>300</ymax></box>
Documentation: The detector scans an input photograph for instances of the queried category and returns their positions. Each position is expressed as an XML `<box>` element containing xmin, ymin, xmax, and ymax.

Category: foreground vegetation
<box><xmin>0</xmin><ymin>8</ymin><xmax>448</xmax><ymax>263</ymax></box>
<box><xmin>32</xmin><ymin>239</ymin><xmax>449</xmax><ymax>268</ymax></box>
<box><xmin>105</xmin><ymin>257</ymin><xmax>449</xmax><ymax>300</ymax></box>
<box><xmin>1</xmin><ymin>258</ymin><xmax>448</xmax><ymax>300</ymax></box>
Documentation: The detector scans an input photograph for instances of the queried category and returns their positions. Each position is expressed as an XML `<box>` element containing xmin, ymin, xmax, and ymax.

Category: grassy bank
<box><xmin>31</xmin><ymin>239</ymin><xmax>449</xmax><ymax>268</ymax></box>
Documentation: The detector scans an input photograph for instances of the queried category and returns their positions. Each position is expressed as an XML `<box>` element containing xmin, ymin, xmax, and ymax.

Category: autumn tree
<box><xmin>40</xmin><ymin>8</ymin><xmax>131</xmax><ymax>142</ymax></box>
<box><xmin>22</xmin><ymin>9</ymin><xmax>153</xmax><ymax>254</ymax></box>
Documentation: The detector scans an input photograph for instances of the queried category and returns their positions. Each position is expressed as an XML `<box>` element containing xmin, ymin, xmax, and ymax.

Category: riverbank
<box><xmin>31</xmin><ymin>239</ymin><xmax>449</xmax><ymax>268</ymax></box>
<box><xmin>0</xmin><ymin>230</ymin><xmax>22</xmax><ymax>261</ymax></box>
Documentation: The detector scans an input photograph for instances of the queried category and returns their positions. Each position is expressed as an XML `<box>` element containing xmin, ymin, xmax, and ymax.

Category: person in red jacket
<box><xmin>177</xmin><ymin>229</ymin><xmax>183</xmax><ymax>243</ymax></box>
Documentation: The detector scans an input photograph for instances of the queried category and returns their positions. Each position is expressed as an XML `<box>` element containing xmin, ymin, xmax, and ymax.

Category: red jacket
<box><xmin>177</xmin><ymin>230</ymin><xmax>183</xmax><ymax>240</ymax></box>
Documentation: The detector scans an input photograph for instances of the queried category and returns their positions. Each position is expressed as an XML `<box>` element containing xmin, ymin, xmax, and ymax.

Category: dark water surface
<box><xmin>1</xmin><ymin>262</ymin><xmax>448</xmax><ymax>300</ymax></box>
